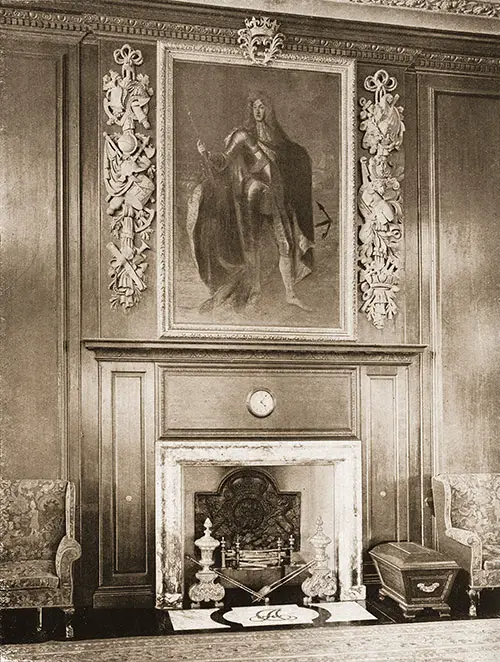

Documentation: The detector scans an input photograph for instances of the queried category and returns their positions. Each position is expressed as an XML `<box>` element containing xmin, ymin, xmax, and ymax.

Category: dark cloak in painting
<box><xmin>186</xmin><ymin>93</ymin><xmax>314</xmax><ymax>313</ymax></box>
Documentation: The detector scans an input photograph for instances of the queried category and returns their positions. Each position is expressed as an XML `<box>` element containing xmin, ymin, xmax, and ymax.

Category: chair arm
<box><xmin>444</xmin><ymin>527</ymin><xmax>482</xmax><ymax>572</ymax></box>
<box><xmin>55</xmin><ymin>536</ymin><xmax>82</xmax><ymax>584</ymax></box>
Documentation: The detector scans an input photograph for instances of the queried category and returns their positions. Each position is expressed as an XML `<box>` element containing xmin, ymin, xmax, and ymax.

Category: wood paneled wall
<box><xmin>0</xmin><ymin>34</ymin><xmax>81</xmax><ymax>480</ymax></box>
<box><xmin>361</xmin><ymin>366</ymin><xmax>410</xmax><ymax>547</ymax></box>
<box><xmin>418</xmin><ymin>75</ymin><xmax>500</xmax><ymax>475</ymax></box>
<box><xmin>1</xmin><ymin>1</ymin><xmax>500</xmax><ymax>607</ymax></box>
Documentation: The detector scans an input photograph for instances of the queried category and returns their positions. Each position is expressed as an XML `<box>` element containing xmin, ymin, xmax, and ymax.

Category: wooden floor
<box><xmin>1</xmin><ymin>582</ymin><xmax>499</xmax><ymax>645</ymax></box>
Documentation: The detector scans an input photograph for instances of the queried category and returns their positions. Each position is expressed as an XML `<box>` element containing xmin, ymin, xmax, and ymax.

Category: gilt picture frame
<box><xmin>158</xmin><ymin>38</ymin><xmax>357</xmax><ymax>342</ymax></box>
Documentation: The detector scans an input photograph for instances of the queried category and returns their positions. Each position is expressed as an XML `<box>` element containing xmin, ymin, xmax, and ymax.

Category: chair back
<box><xmin>436</xmin><ymin>473</ymin><xmax>500</xmax><ymax>541</ymax></box>
<box><xmin>0</xmin><ymin>479</ymin><xmax>68</xmax><ymax>562</ymax></box>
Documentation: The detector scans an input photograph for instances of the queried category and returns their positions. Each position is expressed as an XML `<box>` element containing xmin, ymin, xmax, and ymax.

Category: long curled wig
<box><xmin>243</xmin><ymin>92</ymin><xmax>291</xmax><ymax>146</ymax></box>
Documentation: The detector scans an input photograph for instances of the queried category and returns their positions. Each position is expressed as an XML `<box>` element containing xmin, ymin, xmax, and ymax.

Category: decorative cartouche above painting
<box><xmin>158</xmin><ymin>16</ymin><xmax>357</xmax><ymax>342</ymax></box>
<box><xmin>358</xmin><ymin>69</ymin><xmax>405</xmax><ymax>329</ymax></box>
<box><xmin>237</xmin><ymin>16</ymin><xmax>285</xmax><ymax>66</ymax></box>
<box><xmin>103</xmin><ymin>44</ymin><xmax>156</xmax><ymax>310</ymax></box>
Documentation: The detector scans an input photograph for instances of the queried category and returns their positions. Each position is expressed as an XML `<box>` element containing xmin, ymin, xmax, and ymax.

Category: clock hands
<box><xmin>248</xmin><ymin>389</ymin><xmax>275</xmax><ymax>417</ymax></box>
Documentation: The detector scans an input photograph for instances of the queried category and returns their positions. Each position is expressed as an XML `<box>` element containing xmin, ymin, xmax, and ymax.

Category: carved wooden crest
<box><xmin>237</xmin><ymin>16</ymin><xmax>285</xmax><ymax>65</ymax></box>
<box><xmin>358</xmin><ymin>70</ymin><xmax>405</xmax><ymax>329</ymax></box>
<box><xmin>195</xmin><ymin>468</ymin><xmax>300</xmax><ymax>550</ymax></box>
<box><xmin>103</xmin><ymin>44</ymin><xmax>156</xmax><ymax>310</ymax></box>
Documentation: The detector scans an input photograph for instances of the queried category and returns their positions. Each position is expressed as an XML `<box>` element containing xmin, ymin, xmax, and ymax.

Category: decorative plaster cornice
<box><xmin>0</xmin><ymin>7</ymin><xmax>89</xmax><ymax>32</ymax></box>
<box><xmin>2</xmin><ymin>7</ymin><xmax>500</xmax><ymax>72</ymax></box>
<box><xmin>415</xmin><ymin>50</ymin><xmax>500</xmax><ymax>73</ymax></box>
<box><xmin>289</xmin><ymin>35</ymin><xmax>419</xmax><ymax>64</ymax></box>
<box><xmin>348</xmin><ymin>0</ymin><xmax>500</xmax><ymax>19</ymax></box>
<box><xmin>0</xmin><ymin>8</ymin><xmax>229</xmax><ymax>39</ymax></box>
<box><xmin>3</xmin><ymin>0</ymin><xmax>500</xmax><ymax>21</ymax></box>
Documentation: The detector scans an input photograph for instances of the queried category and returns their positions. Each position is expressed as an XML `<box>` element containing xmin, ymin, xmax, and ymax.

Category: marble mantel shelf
<box><xmin>84</xmin><ymin>340</ymin><xmax>426</xmax><ymax>365</ymax></box>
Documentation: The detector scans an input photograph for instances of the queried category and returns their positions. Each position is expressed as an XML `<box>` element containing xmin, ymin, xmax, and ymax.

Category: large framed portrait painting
<box><xmin>158</xmin><ymin>38</ymin><xmax>356</xmax><ymax>341</ymax></box>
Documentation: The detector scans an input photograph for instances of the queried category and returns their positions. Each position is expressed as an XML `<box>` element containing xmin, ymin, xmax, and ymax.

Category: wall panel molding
<box><xmin>417</xmin><ymin>74</ymin><xmax>500</xmax><ymax>480</ymax></box>
<box><xmin>0</xmin><ymin>37</ymin><xmax>80</xmax><ymax>483</ymax></box>
<box><xmin>160</xmin><ymin>366</ymin><xmax>358</xmax><ymax>438</ymax></box>
<box><xmin>96</xmin><ymin>361</ymin><xmax>155</xmax><ymax>606</ymax></box>
<box><xmin>361</xmin><ymin>366</ymin><xmax>410</xmax><ymax>550</ymax></box>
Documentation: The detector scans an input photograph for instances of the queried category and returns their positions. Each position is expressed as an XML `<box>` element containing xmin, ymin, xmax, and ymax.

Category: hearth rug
<box><xmin>222</xmin><ymin>604</ymin><xmax>319</xmax><ymax>627</ymax></box>
<box><xmin>168</xmin><ymin>601</ymin><xmax>375</xmax><ymax>631</ymax></box>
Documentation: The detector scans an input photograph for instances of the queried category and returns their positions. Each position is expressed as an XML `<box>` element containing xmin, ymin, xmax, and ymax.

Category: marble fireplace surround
<box><xmin>155</xmin><ymin>439</ymin><xmax>365</xmax><ymax>609</ymax></box>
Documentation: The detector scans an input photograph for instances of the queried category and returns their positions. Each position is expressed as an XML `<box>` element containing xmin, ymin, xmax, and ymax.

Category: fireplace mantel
<box><xmin>85</xmin><ymin>340</ymin><xmax>426</xmax><ymax>365</ymax></box>
<box><xmin>89</xmin><ymin>339</ymin><xmax>426</xmax><ymax>608</ymax></box>
<box><xmin>156</xmin><ymin>439</ymin><xmax>365</xmax><ymax>610</ymax></box>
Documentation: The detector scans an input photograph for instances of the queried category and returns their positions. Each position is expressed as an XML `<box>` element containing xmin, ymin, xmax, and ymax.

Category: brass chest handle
<box><xmin>417</xmin><ymin>582</ymin><xmax>440</xmax><ymax>593</ymax></box>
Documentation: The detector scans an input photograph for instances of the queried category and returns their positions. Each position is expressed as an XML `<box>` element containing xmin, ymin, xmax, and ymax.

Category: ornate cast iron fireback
<box><xmin>194</xmin><ymin>468</ymin><xmax>301</xmax><ymax>550</ymax></box>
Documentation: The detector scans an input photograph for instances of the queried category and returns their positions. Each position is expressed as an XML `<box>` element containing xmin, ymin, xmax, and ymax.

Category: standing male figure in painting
<box><xmin>186</xmin><ymin>92</ymin><xmax>315</xmax><ymax>313</ymax></box>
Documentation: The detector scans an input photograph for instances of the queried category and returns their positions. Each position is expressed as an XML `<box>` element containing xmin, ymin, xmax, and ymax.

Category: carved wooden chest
<box><xmin>369</xmin><ymin>541</ymin><xmax>459</xmax><ymax>619</ymax></box>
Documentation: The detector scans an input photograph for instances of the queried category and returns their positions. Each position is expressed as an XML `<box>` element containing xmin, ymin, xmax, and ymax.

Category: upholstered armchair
<box><xmin>432</xmin><ymin>473</ymin><xmax>500</xmax><ymax>617</ymax></box>
<box><xmin>0</xmin><ymin>479</ymin><xmax>82</xmax><ymax>638</ymax></box>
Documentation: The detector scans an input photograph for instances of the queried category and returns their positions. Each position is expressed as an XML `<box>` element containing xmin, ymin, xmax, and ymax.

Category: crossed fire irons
<box><xmin>187</xmin><ymin>517</ymin><xmax>337</xmax><ymax>608</ymax></box>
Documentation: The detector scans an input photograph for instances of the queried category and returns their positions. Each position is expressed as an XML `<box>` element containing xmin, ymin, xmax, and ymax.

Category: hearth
<box><xmin>155</xmin><ymin>439</ymin><xmax>365</xmax><ymax>609</ymax></box>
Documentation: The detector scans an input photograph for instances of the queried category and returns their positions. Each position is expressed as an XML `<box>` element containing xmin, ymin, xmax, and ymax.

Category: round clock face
<box><xmin>247</xmin><ymin>389</ymin><xmax>276</xmax><ymax>418</ymax></box>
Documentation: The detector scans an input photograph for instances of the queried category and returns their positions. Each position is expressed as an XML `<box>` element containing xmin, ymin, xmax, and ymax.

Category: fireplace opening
<box><xmin>184</xmin><ymin>464</ymin><xmax>336</xmax><ymax>599</ymax></box>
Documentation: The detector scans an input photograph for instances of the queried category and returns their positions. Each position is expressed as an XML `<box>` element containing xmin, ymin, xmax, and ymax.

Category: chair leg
<box><xmin>155</xmin><ymin>609</ymin><xmax>170</xmax><ymax>635</ymax></box>
<box><xmin>36</xmin><ymin>607</ymin><xmax>43</xmax><ymax>632</ymax></box>
<box><xmin>467</xmin><ymin>587</ymin><xmax>481</xmax><ymax>617</ymax></box>
<box><xmin>62</xmin><ymin>607</ymin><xmax>76</xmax><ymax>639</ymax></box>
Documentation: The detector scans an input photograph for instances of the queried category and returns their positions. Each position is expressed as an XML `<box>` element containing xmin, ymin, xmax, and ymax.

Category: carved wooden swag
<box><xmin>103</xmin><ymin>44</ymin><xmax>156</xmax><ymax>310</ymax></box>
<box><xmin>358</xmin><ymin>70</ymin><xmax>405</xmax><ymax>329</ymax></box>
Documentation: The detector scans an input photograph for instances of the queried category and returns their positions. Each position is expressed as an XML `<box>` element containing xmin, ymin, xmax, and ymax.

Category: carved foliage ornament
<box><xmin>348</xmin><ymin>0</ymin><xmax>500</xmax><ymax>17</ymax></box>
<box><xmin>358</xmin><ymin>70</ymin><xmax>405</xmax><ymax>329</ymax></box>
<box><xmin>103</xmin><ymin>44</ymin><xmax>156</xmax><ymax>310</ymax></box>
<box><xmin>237</xmin><ymin>16</ymin><xmax>285</xmax><ymax>66</ymax></box>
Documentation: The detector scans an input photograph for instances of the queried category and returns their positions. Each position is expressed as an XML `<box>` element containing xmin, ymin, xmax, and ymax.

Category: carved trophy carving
<box><xmin>103</xmin><ymin>43</ymin><xmax>156</xmax><ymax>310</ymax></box>
<box><xmin>237</xmin><ymin>16</ymin><xmax>285</xmax><ymax>66</ymax></box>
<box><xmin>358</xmin><ymin>69</ymin><xmax>405</xmax><ymax>329</ymax></box>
